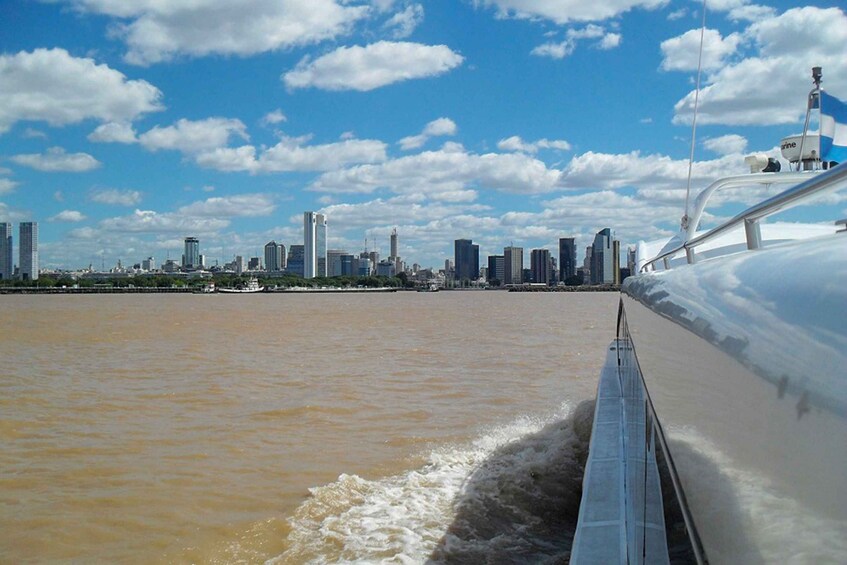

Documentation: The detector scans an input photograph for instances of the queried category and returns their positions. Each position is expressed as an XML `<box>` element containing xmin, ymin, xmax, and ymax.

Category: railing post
<box><xmin>745</xmin><ymin>218</ymin><xmax>762</xmax><ymax>250</ymax></box>
<box><xmin>686</xmin><ymin>247</ymin><xmax>696</xmax><ymax>264</ymax></box>
<box><xmin>662</xmin><ymin>257</ymin><xmax>670</xmax><ymax>270</ymax></box>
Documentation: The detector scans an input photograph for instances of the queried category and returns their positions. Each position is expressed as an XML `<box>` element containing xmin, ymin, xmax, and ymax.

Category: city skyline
<box><xmin>1</xmin><ymin>2</ymin><xmax>844</xmax><ymax>270</ymax></box>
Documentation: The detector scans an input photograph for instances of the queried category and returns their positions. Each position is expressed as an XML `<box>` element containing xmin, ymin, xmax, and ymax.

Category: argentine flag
<box><xmin>820</xmin><ymin>91</ymin><xmax>847</xmax><ymax>163</ymax></box>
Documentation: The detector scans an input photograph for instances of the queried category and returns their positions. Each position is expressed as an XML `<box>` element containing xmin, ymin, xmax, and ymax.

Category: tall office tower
<box><xmin>142</xmin><ymin>256</ymin><xmax>155</xmax><ymax>271</ymax></box>
<box><xmin>235</xmin><ymin>255</ymin><xmax>245</xmax><ymax>275</ymax></box>
<box><xmin>183</xmin><ymin>237</ymin><xmax>200</xmax><ymax>269</ymax></box>
<box><xmin>558</xmin><ymin>237</ymin><xmax>577</xmax><ymax>282</ymax></box>
<box><xmin>287</xmin><ymin>245</ymin><xmax>304</xmax><ymax>276</ymax></box>
<box><xmin>304</xmin><ymin>212</ymin><xmax>327</xmax><ymax>278</ymax></box>
<box><xmin>590</xmin><ymin>228</ymin><xmax>613</xmax><ymax>284</ymax></box>
<box><xmin>584</xmin><ymin>246</ymin><xmax>593</xmax><ymax>281</ymax></box>
<box><xmin>264</xmin><ymin>241</ymin><xmax>284</xmax><ymax>272</ymax></box>
<box><xmin>627</xmin><ymin>247</ymin><xmax>637</xmax><ymax>275</ymax></box>
<box><xmin>340</xmin><ymin>254</ymin><xmax>355</xmax><ymax>276</ymax></box>
<box><xmin>503</xmin><ymin>246</ymin><xmax>523</xmax><ymax>285</ymax></box>
<box><xmin>19</xmin><ymin>222</ymin><xmax>38</xmax><ymax>281</ymax></box>
<box><xmin>612</xmin><ymin>239</ymin><xmax>621</xmax><ymax>284</ymax></box>
<box><xmin>0</xmin><ymin>222</ymin><xmax>12</xmax><ymax>280</ymax></box>
<box><xmin>454</xmin><ymin>239</ymin><xmax>480</xmax><ymax>281</ymax></box>
<box><xmin>390</xmin><ymin>228</ymin><xmax>398</xmax><ymax>258</ymax></box>
<box><xmin>530</xmin><ymin>248</ymin><xmax>551</xmax><ymax>284</ymax></box>
<box><xmin>248</xmin><ymin>257</ymin><xmax>260</xmax><ymax>270</ymax></box>
<box><xmin>487</xmin><ymin>255</ymin><xmax>504</xmax><ymax>284</ymax></box>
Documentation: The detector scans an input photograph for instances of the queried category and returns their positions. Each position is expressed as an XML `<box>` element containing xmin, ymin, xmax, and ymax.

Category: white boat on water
<box><xmin>217</xmin><ymin>278</ymin><xmax>264</xmax><ymax>294</ymax></box>
<box><xmin>572</xmin><ymin>68</ymin><xmax>847</xmax><ymax>563</ymax></box>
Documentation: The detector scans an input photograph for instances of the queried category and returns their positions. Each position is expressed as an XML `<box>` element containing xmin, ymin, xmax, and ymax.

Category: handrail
<box><xmin>644</xmin><ymin>162</ymin><xmax>847</xmax><ymax>270</ymax></box>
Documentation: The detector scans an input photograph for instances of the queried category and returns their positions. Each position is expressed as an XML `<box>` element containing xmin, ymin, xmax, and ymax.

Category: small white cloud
<box><xmin>262</xmin><ymin>109</ymin><xmax>287</xmax><ymax>125</ymax></box>
<box><xmin>531</xmin><ymin>41</ymin><xmax>575</xmax><ymax>60</ymax></box>
<box><xmin>383</xmin><ymin>4</ymin><xmax>424</xmax><ymax>39</ymax></box>
<box><xmin>599</xmin><ymin>33</ymin><xmax>622</xmax><ymax>50</ymax></box>
<box><xmin>88</xmin><ymin>121</ymin><xmax>137</xmax><ymax>143</ymax></box>
<box><xmin>661</xmin><ymin>28</ymin><xmax>742</xmax><ymax>72</ymax></box>
<box><xmin>177</xmin><ymin>194</ymin><xmax>276</xmax><ymax>217</ymax></box>
<box><xmin>22</xmin><ymin>128</ymin><xmax>48</xmax><ymax>139</ymax></box>
<box><xmin>11</xmin><ymin>147</ymin><xmax>101</xmax><ymax>172</ymax></box>
<box><xmin>0</xmin><ymin>178</ymin><xmax>18</xmax><ymax>195</ymax></box>
<box><xmin>283</xmin><ymin>41</ymin><xmax>464</xmax><ymax>91</ymax></box>
<box><xmin>54</xmin><ymin>190</ymin><xmax>64</xmax><ymax>202</ymax></box>
<box><xmin>703</xmin><ymin>134</ymin><xmax>748</xmax><ymax>155</ymax></box>
<box><xmin>201</xmin><ymin>185</ymin><xmax>215</xmax><ymax>192</ymax></box>
<box><xmin>139</xmin><ymin>117</ymin><xmax>249</xmax><ymax>153</ymax></box>
<box><xmin>532</xmin><ymin>25</ymin><xmax>622</xmax><ymax>59</ymax></box>
<box><xmin>49</xmin><ymin>210</ymin><xmax>87</xmax><ymax>222</ymax></box>
<box><xmin>497</xmin><ymin>136</ymin><xmax>572</xmax><ymax>154</ymax></box>
<box><xmin>90</xmin><ymin>188</ymin><xmax>143</xmax><ymax>206</ymax></box>
<box><xmin>340</xmin><ymin>131</ymin><xmax>356</xmax><ymax>140</ymax></box>
<box><xmin>476</xmin><ymin>0</ymin><xmax>668</xmax><ymax>25</ymax></box>
<box><xmin>667</xmin><ymin>8</ymin><xmax>688</xmax><ymax>20</ymax></box>
<box><xmin>399</xmin><ymin>117</ymin><xmax>457</xmax><ymax>150</ymax></box>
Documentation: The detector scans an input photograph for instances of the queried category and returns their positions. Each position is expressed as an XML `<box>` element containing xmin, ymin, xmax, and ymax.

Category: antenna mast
<box><xmin>681</xmin><ymin>0</ymin><xmax>708</xmax><ymax>233</ymax></box>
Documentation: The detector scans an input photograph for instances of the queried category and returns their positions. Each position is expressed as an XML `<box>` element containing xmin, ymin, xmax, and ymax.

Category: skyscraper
<box><xmin>530</xmin><ymin>248</ymin><xmax>551</xmax><ymax>284</ymax></box>
<box><xmin>390</xmin><ymin>228</ymin><xmax>398</xmax><ymax>258</ymax></box>
<box><xmin>287</xmin><ymin>245</ymin><xmax>305</xmax><ymax>277</ymax></box>
<box><xmin>454</xmin><ymin>238</ymin><xmax>479</xmax><ymax>281</ymax></box>
<box><xmin>503</xmin><ymin>246</ymin><xmax>523</xmax><ymax>285</ymax></box>
<box><xmin>304</xmin><ymin>211</ymin><xmax>327</xmax><ymax>278</ymax></box>
<box><xmin>591</xmin><ymin>228</ymin><xmax>613</xmax><ymax>284</ymax></box>
<box><xmin>487</xmin><ymin>255</ymin><xmax>504</xmax><ymax>284</ymax></box>
<box><xmin>183</xmin><ymin>237</ymin><xmax>200</xmax><ymax>269</ymax></box>
<box><xmin>0</xmin><ymin>222</ymin><xmax>11</xmax><ymax>280</ymax></box>
<box><xmin>19</xmin><ymin>222</ymin><xmax>38</xmax><ymax>281</ymax></box>
<box><xmin>558</xmin><ymin>237</ymin><xmax>577</xmax><ymax>282</ymax></box>
<box><xmin>264</xmin><ymin>240</ymin><xmax>284</xmax><ymax>272</ymax></box>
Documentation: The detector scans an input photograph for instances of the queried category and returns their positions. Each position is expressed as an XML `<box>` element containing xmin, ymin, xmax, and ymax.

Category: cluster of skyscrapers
<box><xmin>455</xmin><ymin>228</ymin><xmax>626</xmax><ymax>286</ymax></box>
<box><xmin>0</xmin><ymin>221</ymin><xmax>39</xmax><ymax>281</ymax></box>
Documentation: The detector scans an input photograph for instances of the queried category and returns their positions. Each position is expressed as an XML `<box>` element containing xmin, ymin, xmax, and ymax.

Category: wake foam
<box><xmin>270</xmin><ymin>401</ymin><xmax>595</xmax><ymax>564</ymax></box>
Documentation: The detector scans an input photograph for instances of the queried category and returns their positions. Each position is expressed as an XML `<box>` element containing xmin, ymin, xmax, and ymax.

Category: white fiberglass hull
<box><xmin>620</xmin><ymin>234</ymin><xmax>847</xmax><ymax>563</ymax></box>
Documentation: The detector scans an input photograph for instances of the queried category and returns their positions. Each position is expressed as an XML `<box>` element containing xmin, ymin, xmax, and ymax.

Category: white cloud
<box><xmin>98</xmin><ymin>209</ymin><xmax>230</xmax><ymax>235</ymax></box>
<box><xmin>49</xmin><ymin>210</ymin><xmax>87</xmax><ymax>222</ymax></box>
<box><xmin>88</xmin><ymin>121</ymin><xmax>137</xmax><ymax>143</ymax></box>
<box><xmin>477</xmin><ymin>0</ymin><xmax>668</xmax><ymax>25</ymax></box>
<box><xmin>667</xmin><ymin>8</ymin><xmax>687</xmax><ymax>21</ymax></box>
<box><xmin>139</xmin><ymin>118</ymin><xmax>249</xmax><ymax>153</ymax></box>
<box><xmin>673</xmin><ymin>7</ymin><xmax>847</xmax><ymax>126</ymax></box>
<box><xmin>704</xmin><ymin>134</ymin><xmax>748</xmax><ymax>156</ymax></box>
<box><xmin>399</xmin><ymin>117</ymin><xmax>457</xmax><ymax>150</ymax></box>
<box><xmin>383</xmin><ymin>4</ymin><xmax>424</xmax><ymax>38</ymax></box>
<box><xmin>532</xmin><ymin>25</ymin><xmax>623</xmax><ymax>59</ymax></box>
<box><xmin>282</xmin><ymin>41</ymin><xmax>464</xmax><ymax>91</ymax></box>
<box><xmin>497</xmin><ymin>136</ymin><xmax>572</xmax><ymax>153</ymax></box>
<box><xmin>311</xmin><ymin>146</ymin><xmax>564</xmax><ymax>196</ymax></box>
<box><xmin>195</xmin><ymin>136</ymin><xmax>387</xmax><ymax>173</ymax></box>
<box><xmin>660</xmin><ymin>28</ymin><xmax>742</xmax><ymax>71</ymax></box>
<box><xmin>64</xmin><ymin>0</ymin><xmax>369</xmax><ymax>65</ymax></box>
<box><xmin>90</xmin><ymin>188</ymin><xmax>143</xmax><ymax>206</ymax></box>
<box><xmin>11</xmin><ymin>147</ymin><xmax>101</xmax><ymax>172</ymax></box>
<box><xmin>176</xmin><ymin>194</ymin><xmax>276</xmax><ymax>217</ymax></box>
<box><xmin>262</xmin><ymin>109</ymin><xmax>287</xmax><ymax>125</ymax></box>
<box><xmin>0</xmin><ymin>48</ymin><xmax>162</xmax><ymax>134</ymax></box>
<box><xmin>22</xmin><ymin>128</ymin><xmax>48</xmax><ymax>139</ymax></box>
<box><xmin>0</xmin><ymin>178</ymin><xmax>18</xmax><ymax>195</ymax></box>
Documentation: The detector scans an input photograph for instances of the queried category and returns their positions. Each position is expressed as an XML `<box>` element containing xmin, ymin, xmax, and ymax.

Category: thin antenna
<box><xmin>682</xmin><ymin>0</ymin><xmax>708</xmax><ymax>232</ymax></box>
<box><xmin>798</xmin><ymin>67</ymin><xmax>822</xmax><ymax>171</ymax></box>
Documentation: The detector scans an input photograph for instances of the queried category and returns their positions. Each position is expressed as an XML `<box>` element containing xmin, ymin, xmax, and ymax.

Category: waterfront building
<box><xmin>389</xmin><ymin>228</ymin><xmax>402</xmax><ymax>274</ymax></box>
<box><xmin>531</xmin><ymin>248</ymin><xmax>551</xmax><ymax>284</ymax></box>
<box><xmin>287</xmin><ymin>245</ymin><xmax>305</xmax><ymax>277</ymax></box>
<box><xmin>503</xmin><ymin>246</ymin><xmax>523</xmax><ymax>285</ymax></box>
<box><xmin>142</xmin><ymin>256</ymin><xmax>155</xmax><ymax>271</ymax></box>
<box><xmin>487</xmin><ymin>255</ymin><xmax>504</xmax><ymax>284</ymax></box>
<box><xmin>340</xmin><ymin>254</ymin><xmax>355</xmax><ymax>276</ymax></box>
<box><xmin>390</xmin><ymin>228</ymin><xmax>398</xmax><ymax>258</ymax></box>
<box><xmin>0</xmin><ymin>222</ymin><xmax>11</xmax><ymax>280</ymax></box>
<box><xmin>327</xmin><ymin>249</ymin><xmax>346</xmax><ymax>277</ymax></box>
<box><xmin>559</xmin><ymin>237</ymin><xmax>577</xmax><ymax>282</ymax></box>
<box><xmin>19</xmin><ymin>222</ymin><xmax>38</xmax><ymax>281</ymax></box>
<box><xmin>248</xmin><ymin>257</ymin><xmax>261</xmax><ymax>271</ymax></box>
<box><xmin>183</xmin><ymin>237</ymin><xmax>200</xmax><ymax>269</ymax></box>
<box><xmin>454</xmin><ymin>239</ymin><xmax>479</xmax><ymax>281</ymax></box>
<box><xmin>612</xmin><ymin>240</ymin><xmax>621</xmax><ymax>284</ymax></box>
<box><xmin>583</xmin><ymin>246</ymin><xmax>593</xmax><ymax>282</ymax></box>
<box><xmin>590</xmin><ymin>228</ymin><xmax>613</xmax><ymax>284</ymax></box>
<box><xmin>303</xmin><ymin>212</ymin><xmax>327</xmax><ymax>278</ymax></box>
<box><xmin>627</xmin><ymin>247</ymin><xmax>637</xmax><ymax>276</ymax></box>
<box><xmin>235</xmin><ymin>255</ymin><xmax>245</xmax><ymax>275</ymax></box>
<box><xmin>376</xmin><ymin>259</ymin><xmax>395</xmax><ymax>277</ymax></box>
<box><xmin>368</xmin><ymin>251</ymin><xmax>379</xmax><ymax>272</ymax></box>
<box><xmin>357</xmin><ymin>257</ymin><xmax>372</xmax><ymax>277</ymax></box>
<box><xmin>264</xmin><ymin>241</ymin><xmax>284</xmax><ymax>272</ymax></box>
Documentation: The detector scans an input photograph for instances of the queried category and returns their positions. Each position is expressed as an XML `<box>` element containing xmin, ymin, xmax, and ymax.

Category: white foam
<box><xmin>268</xmin><ymin>403</ymin><xmax>587</xmax><ymax>564</ymax></box>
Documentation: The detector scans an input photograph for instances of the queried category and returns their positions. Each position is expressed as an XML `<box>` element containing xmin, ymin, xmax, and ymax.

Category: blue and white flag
<box><xmin>820</xmin><ymin>91</ymin><xmax>847</xmax><ymax>163</ymax></box>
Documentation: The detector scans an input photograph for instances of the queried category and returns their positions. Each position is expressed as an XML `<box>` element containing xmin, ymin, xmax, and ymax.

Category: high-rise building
<box><xmin>340</xmin><ymin>254</ymin><xmax>355</xmax><ymax>276</ymax></box>
<box><xmin>304</xmin><ymin>212</ymin><xmax>327</xmax><ymax>278</ymax></box>
<box><xmin>591</xmin><ymin>228</ymin><xmax>613</xmax><ymax>284</ymax></box>
<box><xmin>454</xmin><ymin>239</ymin><xmax>479</xmax><ymax>281</ymax></box>
<box><xmin>327</xmin><ymin>249</ymin><xmax>346</xmax><ymax>277</ymax></box>
<box><xmin>235</xmin><ymin>255</ymin><xmax>245</xmax><ymax>275</ymax></box>
<box><xmin>264</xmin><ymin>241</ymin><xmax>284</xmax><ymax>272</ymax></box>
<box><xmin>142</xmin><ymin>257</ymin><xmax>155</xmax><ymax>272</ymax></box>
<box><xmin>248</xmin><ymin>257</ymin><xmax>261</xmax><ymax>270</ymax></box>
<box><xmin>390</xmin><ymin>228</ymin><xmax>398</xmax><ymax>258</ymax></box>
<box><xmin>487</xmin><ymin>255</ymin><xmax>504</xmax><ymax>284</ymax></box>
<box><xmin>612</xmin><ymin>240</ymin><xmax>621</xmax><ymax>285</ymax></box>
<box><xmin>19</xmin><ymin>222</ymin><xmax>38</xmax><ymax>281</ymax></box>
<box><xmin>0</xmin><ymin>222</ymin><xmax>12</xmax><ymax>280</ymax></box>
<box><xmin>287</xmin><ymin>245</ymin><xmax>305</xmax><ymax>277</ymax></box>
<box><xmin>183</xmin><ymin>237</ymin><xmax>200</xmax><ymax>269</ymax></box>
<box><xmin>503</xmin><ymin>246</ymin><xmax>523</xmax><ymax>285</ymax></box>
<box><xmin>559</xmin><ymin>237</ymin><xmax>577</xmax><ymax>282</ymax></box>
<box><xmin>530</xmin><ymin>248</ymin><xmax>551</xmax><ymax>285</ymax></box>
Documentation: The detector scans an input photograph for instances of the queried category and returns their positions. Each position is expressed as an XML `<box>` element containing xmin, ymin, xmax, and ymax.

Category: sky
<box><xmin>1</xmin><ymin>0</ymin><xmax>845</xmax><ymax>271</ymax></box>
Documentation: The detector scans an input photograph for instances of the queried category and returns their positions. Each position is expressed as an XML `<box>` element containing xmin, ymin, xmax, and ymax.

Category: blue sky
<box><xmin>1</xmin><ymin>0</ymin><xmax>845</xmax><ymax>270</ymax></box>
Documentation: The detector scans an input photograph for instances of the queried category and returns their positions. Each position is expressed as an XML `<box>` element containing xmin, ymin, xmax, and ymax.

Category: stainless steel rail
<box><xmin>644</xmin><ymin>162</ymin><xmax>847</xmax><ymax>270</ymax></box>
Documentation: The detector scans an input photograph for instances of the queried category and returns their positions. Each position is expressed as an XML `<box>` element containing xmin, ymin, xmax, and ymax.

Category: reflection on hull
<box><xmin>620</xmin><ymin>235</ymin><xmax>847</xmax><ymax>563</ymax></box>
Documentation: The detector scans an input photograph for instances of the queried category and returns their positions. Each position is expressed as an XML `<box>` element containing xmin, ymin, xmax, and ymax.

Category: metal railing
<box><xmin>643</xmin><ymin>162</ymin><xmax>847</xmax><ymax>271</ymax></box>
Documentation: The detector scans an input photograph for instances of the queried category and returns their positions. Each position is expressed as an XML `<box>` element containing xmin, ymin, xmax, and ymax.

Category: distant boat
<box><xmin>218</xmin><ymin>278</ymin><xmax>263</xmax><ymax>294</ymax></box>
<box><xmin>194</xmin><ymin>282</ymin><xmax>215</xmax><ymax>294</ymax></box>
<box><xmin>417</xmin><ymin>284</ymin><xmax>439</xmax><ymax>292</ymax></box>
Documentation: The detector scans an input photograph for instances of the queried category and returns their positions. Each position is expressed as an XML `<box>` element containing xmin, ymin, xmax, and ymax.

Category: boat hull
<box><xmin>621</xmin><ymin>234</ymin><xmax>847</xmax><ymax>563</ymax></box>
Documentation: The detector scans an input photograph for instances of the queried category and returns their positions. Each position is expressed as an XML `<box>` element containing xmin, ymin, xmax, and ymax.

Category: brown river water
<box><xmin>1</xmin><ymin>291</ymin><xmax>618</xmax><ymax>563</ymax></box>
